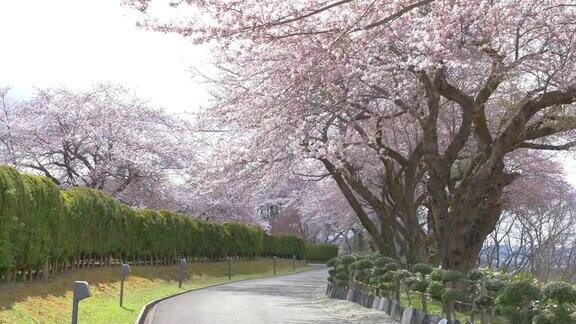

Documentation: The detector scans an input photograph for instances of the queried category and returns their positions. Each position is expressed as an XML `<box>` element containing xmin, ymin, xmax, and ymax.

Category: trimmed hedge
<box><xmin>0</xmin><ymin>166</ymin><xmax>305</xmax><ymax>282</ymax></box>
<box><xmin>304</xmin><ymin>244</ymin><xmax>338</xmax><ymax>262</ymax></box>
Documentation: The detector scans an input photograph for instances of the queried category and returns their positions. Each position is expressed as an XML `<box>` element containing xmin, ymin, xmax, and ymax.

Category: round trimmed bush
<box><xmin>373</xmin><ymin>256</ymin><xmax>397</xmax><ymax>268</ymax></box>
<box><xmin>427</xmin><ymin>281</ymin><xmax>444</xmax><ymax>300</ymax></box>
<box><xmin>412</xmin><ymin>280</ymin><xmax>430</xmax><ymax>293</ymax></box>
<box><xmin>335</xmin><ymin>272</ymin><xmax>349</xmax><ymax>281</ymax></box>
<box><xmin>542</xmin><ymin>282</ymin><xmax>576</xmax><ymax>304</ymax></box>
<box><xmin>350</xmin><ymin>259</ymin><xmax>373</xmax><ymax>271</ymax></box>
<box><xmin>430</xmin><ymin>268</ymin><xmax>446</xmax><ymax>282</ymax></box>
<box><xmin>485</xmin><ymin>278</ymin><xmax>507</xmax><ymax>294</ymax></box>
<box><xmin>474</xmin><ymin>295</ymin><xmax>495</xmax><ymax>308</ymax></box>
<box><xmin>412</xmin><ymin>263</ymin><xmax>434</xmax><ymax>276</ymax></box>
<box><xmin>326</xmin><ymin>257</ymin><xmax>339</xmax><ymax>267</ymax></box>
<box><xmin>496</xmin><ymin>281</ymin><xmax>541</xmax><ymax>307</ymax></box>
<box><xmin>467</xmin><ymin>269</ymin><xmax>484</xmax><ymax>281</ymax></box>
<box><xmin>339</xmin><ymin>255</ymin><xmax>356</xmax><ymax>266</ymax></box>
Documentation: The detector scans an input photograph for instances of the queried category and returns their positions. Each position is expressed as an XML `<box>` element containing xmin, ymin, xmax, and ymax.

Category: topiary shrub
<box><xmin>335</xmin><ymin>272</ymin><xmax>350</xmax><ymax>287</ymax></box>
<box><xmin>350</xmin><ymin>259</ymin><xmax>373</xmax><ymax>271</ymax></box>
<box><xmin>533</xmin><ymin>303</ymin><xmax>576</xmax><ymax>324</ymax></box>
<box><xmin>373</xmin><ymin>256</ymin><xmax>397</xmax><ymax>268</ymax></box>
<box><xmin>541</xmin><ymin>282</ymin><xmax>576</xmax><ymax>304</ymax></box>
<box><xmin>339</xmin><ymin>255</ymin><xmax>356</xmax><ymax>266</ymax></box>
<box><xmin>430</xmin><ymin>268</ymin><xmax>446</xmax><ymax>282</ymax></box>
<box><xmin>412</xmin><ymin>263</ymin><xmax>434</xmax><ymax>278</ymax></box>
<box><xmin>427</xmin><ymin>281</ymin><xmax>444</xmax><ymax>301</ymax></box>
<box><xmin>485</xmin><ymin>277</ymin><xmax>507</xmax><ymax>295</ymax></box>
<box><xmin>475</xmin><ymin>295</ymin><xmax>495</xmax><ymax>309</ymax></box>
<box><xmin>326</xmin><ymin>257</ymin><xmax>339</xmax><ymax>267</ymax></box>
<box><xmin>412</xmin><ymin>279</ymin><xmax>430</xmax><ymax>312</ymax></box>
<box><xmin>412</xmin><ymin>280</ymin><xmax>430</xmax><ymax>293</ymax></box>
<box><xmin>496</xmin><ymin>281</ymin><xmax>541</xmax><ymax>324</ymax></box>
<box><xmin>467</xmin><ymin>269</ymin><xmax>484</xmax><ymax>282</ymax></box>
<box><xmin>353</xmin><ymin>269</ymin><xmax>371</xmax><ymax>283</ymax></box>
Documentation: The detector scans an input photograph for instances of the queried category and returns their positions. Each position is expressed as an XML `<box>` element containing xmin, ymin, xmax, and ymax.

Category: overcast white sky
<box><xmin>0</xmin><ymin>0</ymin><xmax>210</xmax><ymax>116</ymax></box>
<box><xmin>0</xmin><ymin>0</ymin><xmax>574</xmax><ymax>185</ymax></box>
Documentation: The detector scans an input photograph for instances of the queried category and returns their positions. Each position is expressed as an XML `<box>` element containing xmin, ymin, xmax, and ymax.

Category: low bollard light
<box><xmin>71</xmin><ymin>281</ymin><xmax>91</xmax><ymax>324</ymax></box>
<box><xmin>226</xmin><ymin>256</ymin><xmax>232</xmax><ymax>279</ymax></box>
<box><xmin>178</xmin><ymin>259</ymin><xmax>187</xmax><ymax>288</ymax></box>
<box><xmin>273</xmin><ymin>256</ymin><xmax>277</xmax><ymax>275</ymax></box>
<box><xmin>119</xmin><ymin>263</ymin><xmax>131</xmax><ymax>307</ymax></box>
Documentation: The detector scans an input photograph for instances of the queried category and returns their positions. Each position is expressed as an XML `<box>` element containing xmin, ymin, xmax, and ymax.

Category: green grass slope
<box><xmin>0</xmin><ymin>258</ymin><xmax>312</xmax><ymax>323</ymax></box>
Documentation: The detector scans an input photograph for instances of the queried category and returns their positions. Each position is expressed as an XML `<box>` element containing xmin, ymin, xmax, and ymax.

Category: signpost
<box><xmin>178</xmin><ymin>259</ymin><xmax>187</xmax><ymax>288</ymax></box>
<box><xmin>273</xmin><ymin>256</ymin><xmax>277</xmax><ymax>275</ymax></box>
<box><xmin>71</xmin><ymin>281</ymin><xmax>91</xmax><ymax>324</ymax></box>
<box><xmin>119</xmin><ymin>264</ymin><xmax>131</xmax><ymax>307</ymax></box>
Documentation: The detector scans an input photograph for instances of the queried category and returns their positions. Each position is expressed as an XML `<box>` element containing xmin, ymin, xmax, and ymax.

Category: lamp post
<box><xmin>119</xmin><ymin>264</ymin><xmax>131</xmax><ymax>307</ymax></box>
<box><xmin>178</xmin><ymin>259</ymin><xmax>187</xmax><ymax>288</ymax></box>
<box><xmin>273</xmin><ymin>257</ymin><xmax>277</xmax><ymax>275</ymax></box>
<box><xmin>292</xmin><ymin>255</ymin><xmax>296</xmax><ymax>271</ymax></box>
<box><xmin>71</xmin><ymin>281</ymin><xmax>91</xmax><ymax>324</ymax></box>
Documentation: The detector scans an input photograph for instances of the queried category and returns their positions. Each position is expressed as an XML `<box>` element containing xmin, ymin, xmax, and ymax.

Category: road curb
<box><xmin>135</xmin><ymin>265</ymin><xmax>326</xmax><ymax>324</ymax></box>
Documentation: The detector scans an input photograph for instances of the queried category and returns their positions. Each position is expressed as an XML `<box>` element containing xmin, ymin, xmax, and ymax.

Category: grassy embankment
<box><xmin>0</xmin><ymin>258</ymin><xmax>314</xmax><ymax>324</ymax></box>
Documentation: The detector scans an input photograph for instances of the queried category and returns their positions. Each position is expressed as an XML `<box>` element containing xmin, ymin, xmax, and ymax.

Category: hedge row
<box><xmin>0</xmin><ymin>166</ymin><xmax>305</xmax><ymax>282</ymax></box>
<box><xmin>327</xmin><ymin>253</ymin><xmax>576</xmax><ymax>323</ymax></box>
<box><xmin>304</xmin><ymin>244</ymin><xmax>338</xmax><ymax>262</ymax></box>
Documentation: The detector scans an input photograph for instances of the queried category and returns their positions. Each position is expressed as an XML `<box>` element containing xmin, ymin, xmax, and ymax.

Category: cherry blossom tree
<box><xmin>0</xmin><ymin>85</ymin><xmax>192</xmax><ymax>206</ymax></box>
<box><xmin>134</xmin><ymin>0</ymin><xmax>576</xmax><ymax>272</ymax></box>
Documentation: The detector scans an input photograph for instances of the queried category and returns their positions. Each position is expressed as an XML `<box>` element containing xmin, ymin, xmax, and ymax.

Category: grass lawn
<box><xmin>0</xmin><ymin>258</ymin><xmax>315</xmax><ymax>324</ymax></box>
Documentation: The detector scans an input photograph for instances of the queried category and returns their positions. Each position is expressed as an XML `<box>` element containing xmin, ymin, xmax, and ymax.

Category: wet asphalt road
<box><xmin>147</xmin><ymin>267</ymin><xmax>395</xmax><ymax>324</ymax></box>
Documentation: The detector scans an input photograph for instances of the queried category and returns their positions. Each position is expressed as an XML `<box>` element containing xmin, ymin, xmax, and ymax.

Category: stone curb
<box><xmin>325</xmin><ymin>282</ymin><xmax>461</xmax><ymax>324</ymax></box>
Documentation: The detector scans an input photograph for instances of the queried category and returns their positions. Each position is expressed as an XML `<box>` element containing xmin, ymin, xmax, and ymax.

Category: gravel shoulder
<box><xmin>147</xmin><ymin>267</ymin><xmax>395</xmax><ymax>324</ymax></box>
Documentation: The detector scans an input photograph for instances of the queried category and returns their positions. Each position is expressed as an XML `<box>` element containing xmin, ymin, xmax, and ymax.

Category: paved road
<box><xmin>147</xmin><ymin>267</ymin><xmax>395</xmax><ymax>324</ymax></box>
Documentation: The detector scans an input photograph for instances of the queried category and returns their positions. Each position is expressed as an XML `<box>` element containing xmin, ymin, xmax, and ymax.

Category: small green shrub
<box><xmin>542</xmin><ymin>282</ymin><xmax>576</xmax><ymax>304</ymax></box>
<box><xmin>427</xmin><ymin>281</ymin><xmax>444</xmax><ymax>300</ymax></box>
<box><xmin>474</xmin><ymin>295</ymin><xmax>495</xmax><ymax>308</ymax></box>
<box><xmin>412</xmin><ymin>263</ymin><xmax>434</xmax><ymax>277</ymax></box>
<box><xmin>467</xmin><ymin>269</ymin><xmax>484</xmax><ymax>281</ymax></box>
<box><xmin>412</xmin><ymin>279</ymin><xmax>429</xmax><ymax>293</ymax></box>
<box><xmin>442</xmin><ymin>288</ymin><xmax>465</xmax><ymax>302</ymax></box>
<box><xmin>350</xmin><ymin>259</ymin><xmax>373</xmax><ymax>270</ymax></box>
<box><xmin>430</xmin><ymin>268</ymin><xmax>446</xmax><ymax>282</ymax></box>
